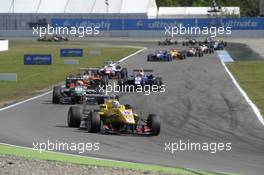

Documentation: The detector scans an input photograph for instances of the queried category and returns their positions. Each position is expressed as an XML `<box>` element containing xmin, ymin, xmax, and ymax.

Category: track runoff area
<box><xmin>1</xmin><ymin>24</ymin><xmax>264</xmax><ymax>175</ymax></box>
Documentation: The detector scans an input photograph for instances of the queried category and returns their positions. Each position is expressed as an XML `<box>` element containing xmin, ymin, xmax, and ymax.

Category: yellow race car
<box><xmin>67</xmin><ymin>96</ymin><xmax>161</xmax><ymax>136</ymax></box>
<box><xmin>170</xmin><ymin>49</ymin><xmax>186</xmax><ymax>60</ymax></box>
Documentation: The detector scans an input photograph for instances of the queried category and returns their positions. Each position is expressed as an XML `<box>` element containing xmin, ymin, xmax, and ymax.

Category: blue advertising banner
<box><xmin>60</xmin><ymin>49</ymin><xmax>83</xmax><ymax>57</ymax></box>
<box><xmin>51</xmin><ymin>18</ymin><xmax>264</xmax><ymax>31</ymax></box>
<box><xmin>24</xmin><ymin>54</ymin><xmax>52</xmax><ymax>65</ymax></box>
<box><xmin>198</xmin><ymin>18</ymin><xmax>264</xmax><ymax>30</ymax></box>
<box><xmin>52</xmin><ymin>19</ymin><xmax>122</xmax><ymax>30</ymax></box>
<box><xmin>122</xmin><ymin>19</ymin><xmax>196</xmax><ymax>30</ymax></box>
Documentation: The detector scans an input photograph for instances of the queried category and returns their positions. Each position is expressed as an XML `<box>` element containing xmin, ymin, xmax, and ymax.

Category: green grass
<box><xmin>0</xmin><ymin>39</ymin><xmax>139</xmax><ymax>104</ymax></box>
<box><xmin>0</xmin><ymin>144</ymin><xmax>229</xmax><ymax>175</ymax></box>
<box><xmin>227</xmin><ymin>61</ymin><xmax>264</xmax><ymax>115</ymax></box>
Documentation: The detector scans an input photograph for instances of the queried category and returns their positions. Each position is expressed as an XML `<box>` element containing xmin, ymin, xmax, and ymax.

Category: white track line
<box><xmin>0</xmin><ymin>47</ymin><xmax>146</xmax><ymax>112</ymax></box>
<box><xmin>0</xmin><ymin>91</ymin><xmax>52</xmax><ymax>112</ymax></box>
<box><xmin>220</xmin><ymin>60</ymin><xmax>264</xmax><ymax>126</ymax></box>
<box><xmin>118</xmin><ymin>47</ymin><xmax>146</xmax><ymax>63</ymax></box>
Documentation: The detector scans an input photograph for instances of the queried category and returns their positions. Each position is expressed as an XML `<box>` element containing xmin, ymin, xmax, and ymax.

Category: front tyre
<box><xmin>52</xmin><ymin>86</ymin><xmax>61</xmax><ymax>104</ymax></box>
<box><xmin>87</xmin><ymin>112</ymin><xmax>101</xmax><ymax>133</ymax></box>
<box><xmin>68</xmin><ymin>106</ymin><xmax>82</xmax><ymax>127</ymax></box>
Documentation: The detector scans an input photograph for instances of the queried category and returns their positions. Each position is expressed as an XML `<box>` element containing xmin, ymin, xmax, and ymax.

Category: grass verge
<box><xmin>0</xmin><ymin>39</ymin><xmax>139</xmax><ymax>104</ymax></box>
<box><xmin>0</xmin><ymin>144</ymin><xmax>227</xmax><ymax>175</ymax></box>
<box><xmin>227</xmin><ymin>61</ymin><xmax>264</xmax><ymax>115</ymax></box>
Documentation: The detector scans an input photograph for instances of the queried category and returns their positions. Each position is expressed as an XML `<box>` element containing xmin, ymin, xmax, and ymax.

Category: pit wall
<box><xmin>1</xmin><ymin>17</ymin><xmax>264</xmax><ymax>38</ymax></box>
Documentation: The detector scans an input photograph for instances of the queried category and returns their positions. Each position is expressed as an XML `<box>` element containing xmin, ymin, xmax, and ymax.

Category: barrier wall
<box><xmin>1</xmin><ymin>18</ymin><xmax>264</xmax><ymax>38</ymax></box>
<box><xmin>51</xmin><ymin>18</ymin><xmax>264</xmax><ymax>30</ymax></box>
<box><xmin>0</xmin><ymin>39</ymin><xmax>8</xmax><ymax>51</ymax></box>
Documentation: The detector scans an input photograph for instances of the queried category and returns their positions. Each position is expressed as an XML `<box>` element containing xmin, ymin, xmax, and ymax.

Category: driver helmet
<box><xmin>76</xmin><ymin>80</ymin><xmax>83</xmax><ymax>86</ymax></box>
<box><xmin>83</xmin><ymin>74</ymin><xmax>89</xmax><ymax>80</ymax></box>
<box><xmin>139</xmin><ymin>68</ymin><xmax>144</xmax><ymax>76</ymax></box>
<box><xmin>112</xmin><ymin>101</ymin><xmax>120</xmax><ymax>108</ymax></box>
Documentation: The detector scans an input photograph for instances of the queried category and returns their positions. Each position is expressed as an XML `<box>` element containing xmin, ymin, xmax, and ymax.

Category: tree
<box><xmin>155</xmin><ymin>0</ymin><xmax>260</xmax><ymax>17</ymax></box>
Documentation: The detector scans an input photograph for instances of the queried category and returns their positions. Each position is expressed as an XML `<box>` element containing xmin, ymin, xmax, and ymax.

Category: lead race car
<box><xmin>67</xmin><ymin>95</ymin><xmax>161</xmax><ymax>136</ymax></box>
<box><xmin>158</xmin><ymin>38</ymin><xmax>178</xmax><ymax>45</ymax></box>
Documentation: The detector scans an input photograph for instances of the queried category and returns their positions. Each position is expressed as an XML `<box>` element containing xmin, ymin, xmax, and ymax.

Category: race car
<box><xmin>170</xmin><ymin>49</ymin><xmax>187</xmax><ymax>60</ymax></box>
<box><xmin>158</xmin><ymin>38</ymin><xmax>178</xmax><ymax>45</ymax></box>
<box><xmin>37</xmin><ymin>34</ymin><xmax>69</xmax><ymax>42</ymax></box>
<box><xmin>200</xmin><ymin>38</ymin><xmax>227</xmax><ymax>50</ymax></box>
<box><xmin>186</xmin><ymin>47</ymin><xmax>204</xmax><ymax>57</ymax></box>
<box><xmin>182</xmin><ymin>38</ymin><xmax>198</xmax><ymax>46</ymax></box>
<box><xmin>199</xmin><ymin>44</ymin><xmax>214</xmax><ymax>54</ymax></box>
<box><xmin>118</xmin><ymin>69</ymin><xmax>163</xmax><ymax>88</ymax></box>
<box><xmin>53</xmin><ymin>80</ymin><xmax>88</xmax><ymax>104</ymax></box>
<box><xmin>67</xmin><ymin>95</ymin><xmax>161</xmax><ymax>136</ymax></box>
<box><xmin>147</xmin><ymin>50</ymin><xmax>172</xmax><ymax>61</ymax></box>
<box><xmin>80</xmin><ymin>68</ymin><xmax>109</xmax><ymax>88</ymax></box>
<box><xmin>99</xmin><ymin>61</ymin><xmax>128</xmax><ymax>79</ymax></box>
<box><xmin>53</xmin><ymin>73</ymin><xmax>105</xmax><ymax>104</ymax></box>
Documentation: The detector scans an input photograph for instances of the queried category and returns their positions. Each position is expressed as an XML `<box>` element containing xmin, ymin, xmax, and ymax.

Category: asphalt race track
<box><xmin>1</xmin><ymin>41</ymin><xmax>264</xmax><ymax>175</ymax></box>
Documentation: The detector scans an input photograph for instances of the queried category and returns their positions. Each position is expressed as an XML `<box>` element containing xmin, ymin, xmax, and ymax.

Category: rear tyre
<box><xmin>100</xmin><ymin>75</ymin><xmax>108</xmax><ymax>88</ymax></box>
<box><xmin>154</xmin><ymin>77</ymin><xmax>163</xmax><ymax>86</ymax></box>
<box><xmin>87</xmin><ymin>112</ymin><xmax>101</xmax><ymax>133</ymax></box>
<box><xmin>52</xmin><ymin>86</ymin><xmax>61</xmax><ymax>104</ymax></box>
<box><xmin>125</xmin><ymin>104</ymin><xmax>133</xmax><ymax>110</ymax></box>
<box><xmin>68</xmin><ymin>106</ymin><xmax>82</xmax><ymax>127</ymax></box>
<box><xmin>97</xmin><ymin>97</ymin><xmax>105</xmax><ymax>105</ymax></box>
<box><xmin>121</xmin><ymin>68</ymin><xmax>128</xmax><ymax>79</ymax></box>
<box><xmin>147</xmin><ymin>114</ymin><xmax>161</xmax><ymax>136</ymax></box>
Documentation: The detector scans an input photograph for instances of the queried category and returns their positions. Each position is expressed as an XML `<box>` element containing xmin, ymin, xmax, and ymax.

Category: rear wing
<box><xmin>80</xmin><ymin>68</ymin><xmax>101</xmax><ymax>74</ymax></box>
<box><xmin>66</xmin><ymin>76</ymin><xmax>83</xmax><ymax>81</ymax></box>
<box><xmin>80</xmin><ymin>67</ymin><xmax>101</xmax><ymax>71</ymax></box>
<box><xmin>133</xmin><ymin>69</ymin><xmax>153</xmax><ymax>72</ymax></box>
<box><xmin>104</xmin><ymin>61</ymin><xmax>119</xmax><ymax>65</ymax></box>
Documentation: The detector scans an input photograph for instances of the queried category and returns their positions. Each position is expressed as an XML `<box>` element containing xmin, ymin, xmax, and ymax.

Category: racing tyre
<box><xmin>125</xmin><ymin>104</ymin><xmax>133</xmax><ymax>110</ymax></box>
<box><xmin>52</xmin><ymin>86</ymin><xmax>61</xmax><ymax>104</ymax></box>
<box><xmin>68</xmin><ymin>106</ymin><xmax>82</xmax><ymax>127</ymax></box>
<box><xmin>116</xmin><ymin>72</ymin><xmax>121</xmax><ymax>79</ymax></box>
<box><xmin>101</xmin><ymin>75</ymin><xmax>108</xmax><ymax>88</ymax></box>
<box><xmin>154</xmin><ymin>77</ymin><xmax>163</xmax><ymax>86</ymax></box>
<box><xmin>116</xmin><ymin>65</ymin><xmax>121</xmax><ymax>69</ymax></box>
<box><xmin>147</xmin><ymin>55</ymin><xmax>151</xmax><ymax>61</ymax></box>
<box><xmin>147</xmin><ymin>114</ymin><xmax>160</xmax><ymax>136</ymax></box>
<box><xmin>87</xmin><ymin>112</ymin><xmax>101</xmax><ymax>133</ymax></box>
<box><xmin>121</xmin><ymin>68</ymin><xmax>128</xmax><ymax>79</ymax></box>
<box><xmin>118</xmin><ymin>78</ymin><xmax>124</xmax><ymax>87</ymax></box>
<box><xmin>97</xmin><ymin>97</ymin><xmax>105</xmax><ymax>105</ymax></box>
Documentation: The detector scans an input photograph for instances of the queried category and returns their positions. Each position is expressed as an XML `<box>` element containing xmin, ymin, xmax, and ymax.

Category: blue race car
<box><xmin>147</xmin><ymin>50</ymin><xmax>172</xmax><ymax>62</ymax></box>
<box><xmin>118</xmin><ymin>69</ymin><xmax>163</xmax><ymax>88</ymax></box>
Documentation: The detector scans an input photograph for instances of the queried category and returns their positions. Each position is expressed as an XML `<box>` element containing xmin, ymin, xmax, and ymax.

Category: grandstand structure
<box><xmin>158</xmin><ymin>7</ymin><xmax>240</xmax><ymax>18</ymax></box>
<box><xmin>0</xmin><ymin>0</ymin><xmax>158</xmax><ymax>30</ymax></box>
<box><xmin>0</xmin><ymin>0</ymin><xmax>240</xmax><ymax>31</ymax></box>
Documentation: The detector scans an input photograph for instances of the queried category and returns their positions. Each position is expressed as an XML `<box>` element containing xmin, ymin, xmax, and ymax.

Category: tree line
<box><xmin>156</xmin><ymin>0</ymin><xmax>260</xmax><ymax>17</ymax></box>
